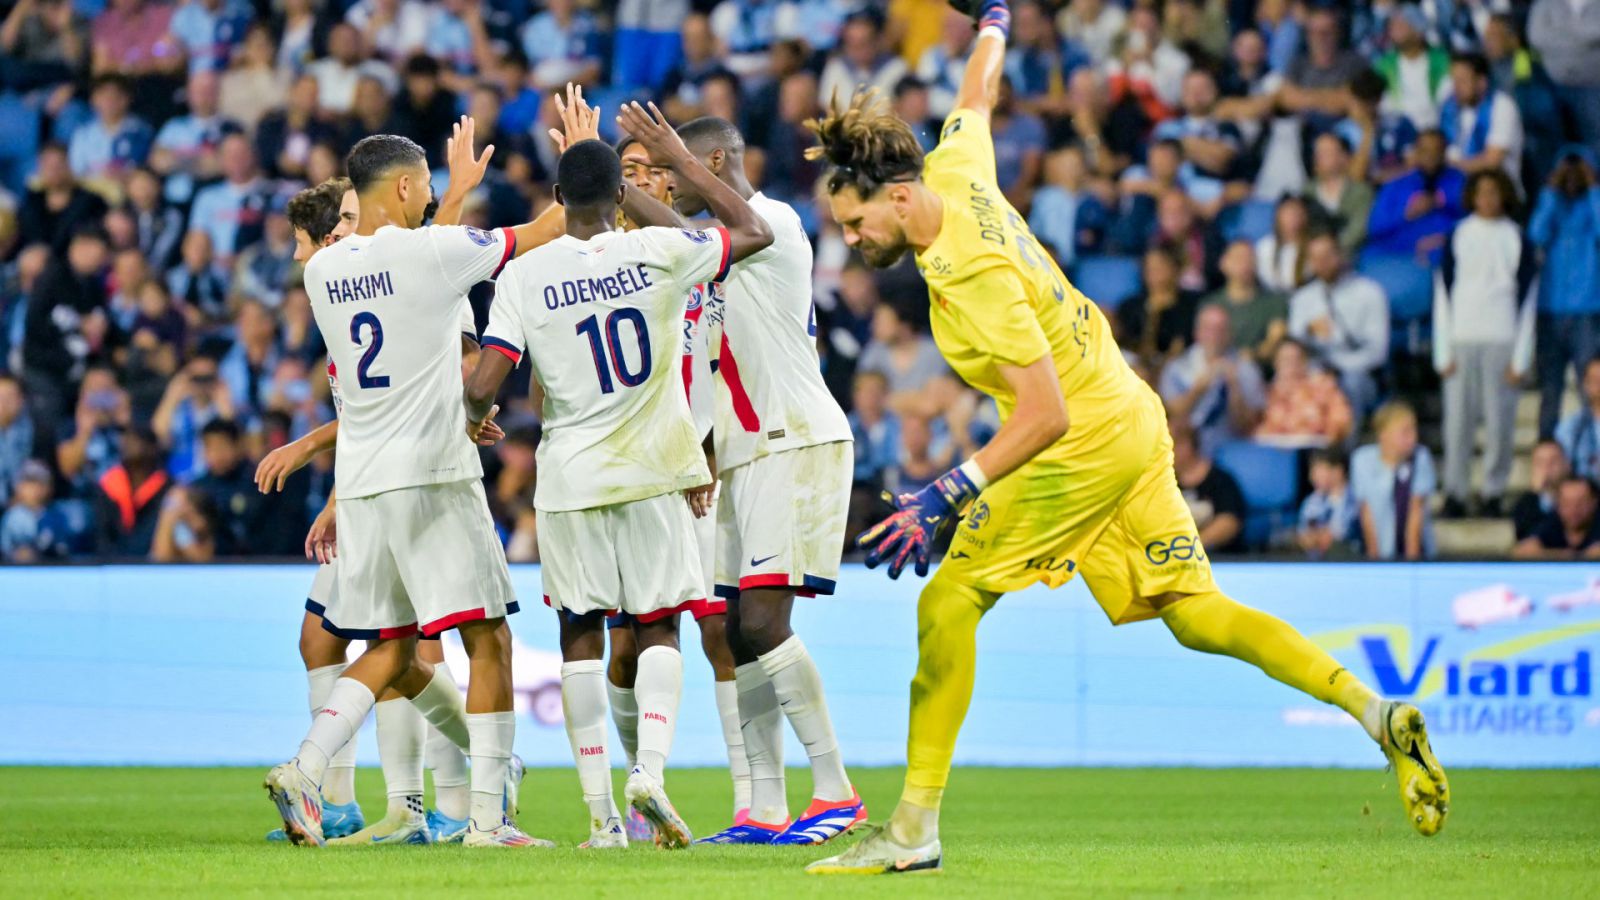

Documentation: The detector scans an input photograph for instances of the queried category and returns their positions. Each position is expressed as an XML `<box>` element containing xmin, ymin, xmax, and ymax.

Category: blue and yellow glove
<box><xmin>857</xmin><ymin>467</ymin><xmax>982</xmax><ymax>579</ymax></box>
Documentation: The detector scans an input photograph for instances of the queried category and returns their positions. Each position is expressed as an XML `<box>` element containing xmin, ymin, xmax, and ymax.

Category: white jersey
<box><xmin>704</xmin><ymin>193</ymin><xmax>851</xmax><ymax>471</ymax></box>
<box><xmin>326</xmin><ymin>304</ymin><xmax>477</xmax><ymax>414</ymax></box>
<box><xmin>482</xmin><ymin>225</ymin><xmax>731</xmax><ymax>512</ymax></box>
<box><xmin>683</xmin><ymin>283</ymin><xmax>715</xmax><ymax>439</ymax></box>
<box><xmin>306</xmin><ymin>223</ymin><xmax>515</xmax><ymax>499</ymax></box>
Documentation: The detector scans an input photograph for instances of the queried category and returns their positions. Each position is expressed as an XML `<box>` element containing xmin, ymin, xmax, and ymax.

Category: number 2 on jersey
<box><xmin>349</xmin><ymin>311</ymin><xmax>389</xmax><ymax>389</ymax></box>
<box><xmin>577</xmin><ymin>309</ymin><xmax>651</xmax><ymax>394</ymax></box>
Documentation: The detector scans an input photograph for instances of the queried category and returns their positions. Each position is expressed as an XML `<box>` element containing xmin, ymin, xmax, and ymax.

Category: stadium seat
<box><xmin>1069</xmin><ymin>255</ymin><xmax>1141</xmax><ymax>311</ymax></box>
<box><xmin>0</xmin><ymin>93</ymin><xmax>40</xmax><ymax>195</ymax></box>
<box><xmin>1221</xmin><ymin>198</ymin><xmax>1277</xmax><ymax>243</ymax></box>
<box><xmin>1213</xmin><ymin>441</ymin><xmax>1300</xmax><ymax>550</ymax></box>
<box><xmin>1357</xmin><ymin>252</ymin><xmax>1432</xmax><ymax>322</ymax></box>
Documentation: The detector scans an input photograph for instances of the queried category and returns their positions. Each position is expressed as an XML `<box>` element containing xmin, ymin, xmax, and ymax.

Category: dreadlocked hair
<box><xmin>804</xmin><ymin>88</ymin><xmax>924</xmax><ymax>196</ymax></box>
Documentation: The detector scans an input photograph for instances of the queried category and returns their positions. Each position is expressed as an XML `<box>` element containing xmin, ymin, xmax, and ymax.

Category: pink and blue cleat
<box><xmin>772</xmin><ymin>793</ymin><xmax>868</xmax><ymax>845</ymax></box>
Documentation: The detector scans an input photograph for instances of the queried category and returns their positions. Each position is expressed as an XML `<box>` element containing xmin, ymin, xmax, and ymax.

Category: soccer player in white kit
<box><xmin>463</xmin><ymin>119</ymin><xmax>773</xmax><ymax>849</ymax></box>
<box><xmin>624</xmin><ymin>111</ymin><xmax>864</xmax><ymax>846</ymax></box>
<box><xmin>263</xmin><ymin>130</ymin><xmax>563</xmax><ymax>849</ymax></box>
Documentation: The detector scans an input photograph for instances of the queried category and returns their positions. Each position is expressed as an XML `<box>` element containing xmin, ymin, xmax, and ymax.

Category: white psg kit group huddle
<box><xmin>303</xmin><ymin>193</ymin><xmax>852</xmax><ymax>639</ymax></box>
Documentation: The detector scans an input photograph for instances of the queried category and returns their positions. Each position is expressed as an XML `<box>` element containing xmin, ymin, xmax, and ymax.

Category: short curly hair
<box><xmin>286</xmin><ymin>177</ymin><xmax>352</xmax><ymax>246</ymax></box>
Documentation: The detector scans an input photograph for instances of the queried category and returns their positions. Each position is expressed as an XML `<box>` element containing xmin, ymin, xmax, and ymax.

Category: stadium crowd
<box><xmin>0</xmin><ymin>0</ymin><xmax>1598</xmax><ymax>563</ymax></box>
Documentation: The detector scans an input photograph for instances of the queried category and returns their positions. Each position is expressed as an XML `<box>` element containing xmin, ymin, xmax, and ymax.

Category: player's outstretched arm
<box><xmin>952</xmin><ymin>0</ymin><xmax>1011</xmax><ymax>122</ymax></box>
<box><xmin>617</xmin><ymin>101</ymin><xmax>773</xmax><ymax>263</ymax></box>
<box><xmin>434</xmin><ymin>115</ymin><xmax>493</xmax><ymax>227</ymax></box>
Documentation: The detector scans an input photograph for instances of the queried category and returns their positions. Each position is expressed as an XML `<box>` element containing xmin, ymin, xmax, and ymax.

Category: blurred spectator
<box><xmin>18</xmin><ymin>143</ymin><xmax>108</xmax><ymax>258</ymax></box>
<box><xmin>1057</xmin><ymin>0</ymin><xmax>1126</xmax><ymax>66</ymax></box>
<box><xmin>1435</xmin><ymin>169</ymin><xmax>1536</xmax><ymax>519</ymax></box>
<box><xmin>0</xmin><ymin>459</ymin><xmax>72</xmax><ymax>561</ymax></box>
<box><xmin>232</xmin><ymin>201</ymin><xmax>297</xmax><ymax>308</ymax></box>
<box><xmin>388</xmin><ymin>55</ymin><xmax>456</xmax><ymax>164</ymax></box>
<box><xmin>1527</xmin><ymin>0</ymin><xmax>1600</xmax><ymax>150</ymax></box>
<box><xmin>1</xmin><ymin>0</ymin><xmax>88</xmax><ymax>93</ymax></box>
<box><xmin>1105</xmin><ymin>0</ymin><xmax>1188</xmax><ymax>120</ymax></box>
<box><xmin>1253</xmin><ymin>0</ymin><xmax>1302</xmax><ymax>75</ymax></box>
<box><xmin>1118</xmin><ymin>244</ymin><xmax>1200</xmax><ymax>370</ymax></box>
<box><xmin>218</xmin><ymin>299</ymin><xmax>280</xmax><ymax>425</ymax></box>
<box><xmin>1159</xmin><ymin>304</ymin><xmax>1266</xmax><ymax>456</ymax></box>
<box><xmin>149</xmin><ymin>70</ymin><xmax>241</xmax><ymax>205</ymax></box>
<box><xmin>120</xmin><ymin>279</ymin><xmax>186</xmax><ymax>415</ymax></box>
<box><xmin>426</xmin><ymin>0</ymin><xmax>493</xmax><ymax>87</ymax></box>
<box><xmin>153</xmin><ymin>353</ymin><xmax>234</xmax><ymax>481</ymax></box>
<box><xmin>22</xmin><ymin>226</ymin><xmax>110</xmax><ymax>439</ymax></box>
<box><xmin>1288</xmin><ymin>231</ymin><xmax>1389</xmax><ymax>414</ymax></box>
<box><xmin>1340</xmin><ymin>67</ymin><xmax>1419</xmax><ymax>185</ymax></box>
<box><xmin>991</xmin><ymin>77</ymin><xmax>1048</xmax><ymax>209</ymax></box>
<box><xmin>56</xmin><ymin>365</ymin><xmax>130</xmax><ymax>493</ymax></box>
<box><xmin>68</xmin><ymin>74</ymin><xmax>153</xmax><ymax>182</ymax></box>
<box><xmin>1296</xmin><ymin>447</ymin><xmax>1358</xmax><ymax>559</ymax></box>
<box><xmin>1557</xmin><ymin>356</ymin><xmax>1600</xmax><ymax>484</ymax></box>
<box><xmin>346</xmin><ymin>0</ymin><xmax>430</xmax><ymax>64</ymax></box>
<box><xmin>891</xmin><ymin>76</ymin><xmax>939</xmax><ymax>153</ymax></box>
<box><xmin>1279</xmin><ymin>6</ymin><xmax>1365</xmax><ymax>140</ymax></box>
<box><xmin>1150</xmin><ymin>189</ymin><xmax>1220</xmax><ymax>290</ymax></box>
<box><xmin>1004</xmin><ymin>0</ymin><xmax>1086</xmax><ymax>120</ymax></box>
<box><xmin>1482</xmin><ymin>13</ymin><xmax>1563</xmax><ymax>189</ymax></box>
<box><xmin>710</xmin><ymin>0</ymin><xmax>779</xmax><ymax>79</ymax></box>
<box><xmin>1512</xmin><ymin>475</ymin><xmax>1600</xmax><ymax>559</ymax></box>
<box><xmin>820</xmin><ymin>10</ymin><xmax>909</xmax><ymax>115</ymax></box>
<box><xmin>90</xmin><ymin>0</ymin><xmax>181</xmax><ymax>81</ymax></box>
<box><xmin>896</xmin><ymin>414</ymin><xmax>953</xmax><ymax>493</ymax></box>
<box><xmin>1172</xmin><ymin>423</ymin><xmax>1245</xmax><ymax>555</ymax></box>
<box><xmin>848</xmin><ymin>370</ymin><xmax>900</xmax><ymax>489</ymax></box>
<box><xmin>169</xmin><ymin>0</ymin><xmax>251</xmax><ymax>75</ymax></box>
<box><xmin>519</xmin><ymin>0</ymin><xmax>601</xmax><ymax>90</ymax></box>
<box><xmin>1200</xmin><ymin>239</ymin><xmax>1285</xmax><ymax>367</ymax></box>
<box><xmin>1303</xmin><ymin>132</ymin><xmax>1373</xmax><ymax>257</ymax></box>
<box><xmin>661</xmin><ymin>14</ymin><xmax>735</xmax><ymax>124</ymax></box>
<box><xmin>886</xmin><ymin>0</ymin><xmax>947</xmax><ymax>66</ymax></box>
<box><xmin>1153</xmin><ymin>69</ymin><xmax>1241</xmax><ymax>183</ymax></box>
<box><xmin>308</xmin><ymin>23</ymin><xmax>395</xmax><ymax>114</ymax></box>
<box><xmin>1254</xmin><ymin>193</ymin><xmax>1309</xmax><ymax>293</ymax></box>
<box><xmin>858</xmin><ymin>300</ymin><xmax>952</xmax><ymax>420</ymax></box>
<box><xmin>0</xmin><ymin>374</ymin><xmax>32</xmax><ymax>507</ymax></box>
<box><xmin>188</xmin><ymin>417</ymin><xmax>281</xmax><ymax>554</ymax></box>
<box><xmin>149</xmin><ymin>484</ymin><xmax>216</xmax><ymax>561</ymax></box>
<box><xmin>1512</xmin><ymin>439</ymin><xmax>1571</xmax><ymax>541</ymax></box>
<box><xmin>91</xmin><ymin>423</ymin><xmax>169</xmax><ymax>556</ymax></box>
<box><xmin>1255</xmin><ymin>337</ymin><xmax>1353</xmax><ymax>447</ymax></box>
<box><xmin>256</xmin><ymin>74</ymin><xmax>340</xmax><ymax>180</ymax></box>
<box><xmin>1028</xmin><ymin>144</ymin><xmax>1107</xmax><ymax>267</ymax></box>
<box><xmin>1441</xmin><ymin>52</ymin><xmax>1523</xmax><ymax>181</ymax></box>
<box><xmin>1352</xmin><ymin>401</ymin><xmax>1436</xmax><ymax>560</ymax></box>
<box><xmin>1530</xmin><ymin>145</ymin><xmax>1600</xmax><ymax>439</ymax></box>
<box><xmin>218</xmin><ymin>23</ymin><xmax>288</xmax><ymax>131</ymax></box>
<box><xmin>123</xmin><ymin>166</ymin><xmax>184</xmax><ymax>269</ymax></box>
<box><xmin>186</xmin><ymin>134</ymin><xmax>269</xmax><ymax>266</ymax></box>
<box><xmin>1366</xmin><ymin>129</ymin><xmax>1466</xmax><ymax>260</ymax></box>
<box><xmin>915</xmin><ymin>7</ymin><xmax>974</xmax><ymax>120</ymax></box>
<box><xmin>165</xmin><ymin>228</ymin><xmax>228</xmax><ymax>325</ymax></box>
<box><xmin>1373</xmin><ymin>5</ymin><xmax>1448</xmax><ymax>130</ymax></box>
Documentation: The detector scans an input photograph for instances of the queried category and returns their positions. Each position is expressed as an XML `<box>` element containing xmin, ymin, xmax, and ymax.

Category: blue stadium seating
<box><xmin>0</xmin><ymin>93</ymin><xmax>41</xmax><ymax>196</ymax></box>
<box><xmin>1221</xmin><ymin>198</ymin><xmax>1277</xmax><ymax>244</ymax></box>
<box><xmin>1357</xmin><ymin>251</ymin><xmax>1434</xmax><ymax>357</ymax></box>
<box><xmin>1069</xmin><ymin>255</ymin><xmax>1141</xmax><ymax>311</ymax></box>
<box><xmin>1212</xmin><ymin>441</ymin><xmax>1300</xmax><ymax>550</ymax></box>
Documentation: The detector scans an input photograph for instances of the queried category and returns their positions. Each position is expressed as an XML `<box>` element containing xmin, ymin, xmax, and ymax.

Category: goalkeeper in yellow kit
<box><xmin>803</xmin><ymin>0</ymin><xmax>1449</xmax><ymax>876</ymax></box>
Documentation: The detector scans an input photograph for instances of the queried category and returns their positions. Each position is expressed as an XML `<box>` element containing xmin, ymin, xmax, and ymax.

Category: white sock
<box><xmin>467</xmin><ymin>711</ymin><xmax>515</xmax><ymax>830</ymax></box>
<box><xmin>713</xmin><ymin>678</ymin><xmax>752</xmax><ymax>815</ymax></box>
<box><xmin>409</xmin><ymin>664</ymin><xmax>470</xmax><ymax>751</ymax></box>
<box><xmin>424</xmin><ymin>660</ymin><xmax>471</xmax><ymax>821</ymax></box>
<box><xmin>297</xmin><ymin>677</ymin><xmax>375</xmax><ymax>787</ymax></box>
<box><xmin>375</xmin><ymin>698</ymin><xmax>425</xmax><ymax>817</ymax></box>
<box><xmin>735</xmin><ymin>661</ymin><xmax>786</xmax><ymax>825</ymax></box>
<box><xmin>759</xmin><ymin>635</ymin><xmax>852</xmax><ymax>802</ymax></box>
<box><xmin>606</xmin><ymin>679</ymin><xmax>639</xmax><ymax>768</ymax></box>
<box><xmin>307</xmin><ymin>664</ymin><xmax>357</xmax><ymax>805</ymax></box>
<box><xmin>563</xmin><ymin>660</ymin><xmax>619</xmax><ymax>828</ymax></box>
<box><xmin>633</xmin><ymin>645</ymin><xmax>682</xmax><ymax>783</ymax></box>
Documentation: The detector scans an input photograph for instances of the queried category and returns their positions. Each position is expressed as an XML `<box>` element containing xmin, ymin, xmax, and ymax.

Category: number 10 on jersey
<box><xmin>577</xmin><ymin>309</ymin><xmax>651</xmax><ymax>394</ymax></box>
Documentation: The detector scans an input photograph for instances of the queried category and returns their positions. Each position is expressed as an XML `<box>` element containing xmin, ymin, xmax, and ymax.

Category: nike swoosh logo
<box><xmin>948</xmin><ymin>551</ymin><xmax>971</xmax><ymax>559</ymax></box>
<box><xmin>779</xmin><ymin>699</ymin><xmax>793</xmax><ymax>707</ymax></box>
<box><xmin>750</xmin><ymin>554</ymin><xmax>779</xmax><ymax>566</ymax></box>
<box><xmin>893</xmin><ymin>857</ymin><xmax>923</xmax><ymax>871</ymax></box>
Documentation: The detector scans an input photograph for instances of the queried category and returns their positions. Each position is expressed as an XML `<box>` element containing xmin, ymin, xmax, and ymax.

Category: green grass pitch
<box><xmin>3</xmin><ymin>766</ymin><xmax>1596</xmax><ymax>897</ymax></box>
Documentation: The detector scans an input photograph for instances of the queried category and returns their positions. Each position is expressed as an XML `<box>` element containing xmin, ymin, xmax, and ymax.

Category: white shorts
<box><xmin>305</xmin><ymin>561</ymin><xmax>440</xmax><ymax>641</ymax></box>
<box><xmin>327</xmin><ymin>479</ymin><xmax>519</xmax><ymax>638</ymax></box>
<box><xmin>538</xmin><ymin>491</ymin><xmax>704</xmax><ymax>622</ymax></box>
<box><xmin>714</xmin><ymin>440</ymin><xmax>851</xmax><ymax>601</ymax></box>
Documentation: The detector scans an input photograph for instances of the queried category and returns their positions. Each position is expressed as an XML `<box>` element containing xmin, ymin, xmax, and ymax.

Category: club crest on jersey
<box><xmin>681</xmin><ymin>228</ymin><xmax>712</xmax><ymax>244</ymax></box>
<box><xmin>687</xmin><ymin>284</ymin><xmax>706</xmax><ymax>311</ymax></box>
<box><xmin>465</xmin><ymin>226</ymin><xmax>498</xmax><ymax>247</ymax></box>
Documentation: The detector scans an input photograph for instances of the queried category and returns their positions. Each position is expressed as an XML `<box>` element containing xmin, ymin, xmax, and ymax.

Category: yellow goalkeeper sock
<box><xmin>1160</xmin><ymin>590</ymin><xmax>1380</xmax><ymax>735</ymax></box>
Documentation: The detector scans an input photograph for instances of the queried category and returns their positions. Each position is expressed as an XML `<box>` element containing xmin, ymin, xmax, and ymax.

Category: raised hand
<box><xmin>547</xmin><ymin>82</ymin><xmax>602</xmax><ymax>154</ymax></box>
<box><xmin>856</xmin><ymin>468</ymin><xmax>981</xmax><ymax>579</ymax></box>
<box><xmin>615</xmin><ymin>100</ymin><xmax>692</xmax><ymax>169</ymax></box>
<box><xmin>445</xmin><ymin>114</ymin><xmax>495</xmax><ymax>195</ymax></box>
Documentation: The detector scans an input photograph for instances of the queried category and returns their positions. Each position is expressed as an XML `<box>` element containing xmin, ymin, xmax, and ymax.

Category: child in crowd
<box><xmin>1351</xmin><ymin>401</ymin><xmax>1436</xmax><ymax>560</ymax></box>
<box><xmin>1296</xmin><ymin>448</ymin><xmax>1358</xmax><ymax>559</ymax></box>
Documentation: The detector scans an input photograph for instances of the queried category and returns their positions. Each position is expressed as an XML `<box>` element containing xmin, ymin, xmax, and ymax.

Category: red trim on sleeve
<box><xmin>712</xmin><ymin>226</ymin><xmax>733</xmax><ymax>282</ymax></box>
<box><xmin>717</xmin><ymin>333</ymin><xmax>761</xmax><ymax>433</ymax></box>
<box><xmin>491</xmin><ymin>227</ymin><xmax>517</xmax><ymax>278</ymax></box>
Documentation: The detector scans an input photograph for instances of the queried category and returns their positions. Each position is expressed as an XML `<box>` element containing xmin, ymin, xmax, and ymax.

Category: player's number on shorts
<box><xmin>349</xmin><ymin>311</ymin><xmax>389</xmax><ymax>389</ymax></box>
<box><xmin>576</xmin><ymin>309</ymin><xmax>651</xmax><ymax>394</ymax></box>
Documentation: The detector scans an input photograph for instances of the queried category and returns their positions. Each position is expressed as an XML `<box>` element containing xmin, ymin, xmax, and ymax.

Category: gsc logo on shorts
<box><xmin>1145</xmin><ymin>535</ymin><xmax>1207</xmax><ymax>566</ymax></box>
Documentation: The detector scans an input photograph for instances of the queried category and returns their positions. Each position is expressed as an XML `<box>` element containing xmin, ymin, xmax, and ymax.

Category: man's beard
<box><xmin>858</xmin><ymin>240</ymin><xmax>909</xmax><ymax>269</ymax></box>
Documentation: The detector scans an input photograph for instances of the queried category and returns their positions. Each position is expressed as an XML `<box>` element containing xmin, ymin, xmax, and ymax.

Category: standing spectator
<box><xmin>1512</xmin><ymin>439</ymin><xmax>1571</xmax><ymax>541</ymax></box>
<box><xmin>149</xmin><ymin>70</ymin><xmax>241</xmax><ymax>205</ymax></box>
<box><xmin>218</xmin><ymin>23</ymin><xmax>288</xmax><ymax>130</ymax></box>
<box><xmin>915</xmin><ymin>7</ymin><xmax>974</xmax><ymax>120</ymax></box>
<box><xmin>1435</xmin><ymin>169</ymin><xmax>1537</xmax><ymax>518</ymax></box>
<box><xmin>1279</xmin><ymin>6</ymin><xmax>1366</xmax><ymax>142</ymax></box>
<box><xmin>18</xmin><ymin>143</ymin><xmax>108</xmax><ymax>257</ymax></box>
<box><xmin>1057</xmin><ymin>0</ymin><xmax>1126</xmax><ymax>66</ymax></box>
<box><xmin>1288</xmin><ymin>232</ymin><xmax>1390</xmax><ymax>415</ymax></box>
<box><xmin>1254</xmin><ymin>193</ymin><xmax>1310</xmax><ymax>293</ymax></box>
<box><xmin>848</xmin><ymin>370</ymin><xmax>900</xmax><ymax>489</ymax></box>
<box><xmin>91</xmin><ymin>423</ymin><xmax>169</xmax><ymax>556</ymax></box>
<box><xmin>1352</xmin><ymin>401</ymin><xmax>1436</xmax><ymax>560</ymax></box>
<box><xmin>1153</xmin><ymin>69</ymin><xmax>1242</xmax><ymax>183</ymax></box>
<box><xmin>1530</xmin><ymin>145</ymin><xmax>1600</xmax><ymax>439</ymax></box>
<box><xmin>710</xmin><ymin>0</ymin><xmax>779</xmax><ymax>79</ymax></box>
<box><xmin>1512</xmin><ymin>475</ymin><xmax>1600</xmax><ymax>559</ymax></box>
<box><xmin>1483</xmin><ymin>13</ymin><xmax>1564</xmax><ymax>189</ymax></box>
<box><xmin>67</xmin><ymin>74</ymin><xmax>154</xmax><ymax>182</ymax></box>
<box><xmin>1</xmin><ymin>0</ymin><xmax>88</xmax><ymax>92</ymax></box>
<box><xmin>1255</xmin><ymin>337</ymin><xmax>1354</xmax><ymax>447</ymax></box>
<box><xmin>22</xmin><ymin>226</ymin><xmax>110</xmax><ymax>440</ymax></box>
<box><xmin>519</xmin><ymin>0</ymin><xmax>601</xmax><ymax>90</ymax></box>
<box><xmin>1202</xmin><ymin>240</ymin><xmax>1286</xmax><ymax>367</ymax></box>
<box><xmin>1302</xmin><ymin>133</ymin><xmax>1373</xmax><ymax>258</ymax></box>
<box><xmin>1118</xmin><ymin>244</ymin><xmax>1201</xmax><ymax>371</ymax></box>
<box><xmin>1527</xmin><ymin>0</ymin><xmax>1600</xmax><ymax>150</ymax></box>
<box><xmin>1340</xmin><ymin>67</ymin><xmax>1420</xmax><ymax>186</ymax></box>
<box><xmin>1004</xmin><ymin>0</ymin><xmax>1086</xmax><ymax>121</ymax></box>
<box><xmin>0</xmin><ymin>374</ymin><xmax>32</xmax><ymax>507</ymax></box>
<box><xmin>1366</xmin><ymin>128</ymin><xmax>1467</xmax><ymax>260</ymax></box>
<box><xmin>1373</xmin><ymin>5</ymin><xmax>1449</xmax><ymax>130</ymax></box>
<box><xmin>1</xmin><ymin>459</ymin><xmax>72</xmax><ymax>561</ymax></box>
<box><xmin>819</xmin><ymin>10</ymin><xmax>909</xmax><ymax>113</ymax></box>
<box><xmin>1159</xmin><ymin>304</ymin><xmax>1267</xmax><ymax>455</ymax></box>
<box><xmin>1172</xmin><ymin>423</ymin><xmax>1246</xmax><ymax>555</ymax></box>
<box><xmin>1105</xmin><ymin>0</ymin><xmax>1189</xmax><ymax>120</ymax></box>
<box><xmin>1441</xmin><ymin>52</ymin><xmax>1523</xmax><ymax>181</ymax></box>
<box><xmin>186</xmin><ymin>134</ymin><xmax>269</xmax><ymax>266</ymax></box>
<box><xmin>1296</xmin><ymin>448</ymin><xmax>1358</xmax><ymax>559</ymax></box>
<box><xmin>1028</xmin><ymin>144</ymin><xmax>1107</xmax><ymax>267</ymax></box>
